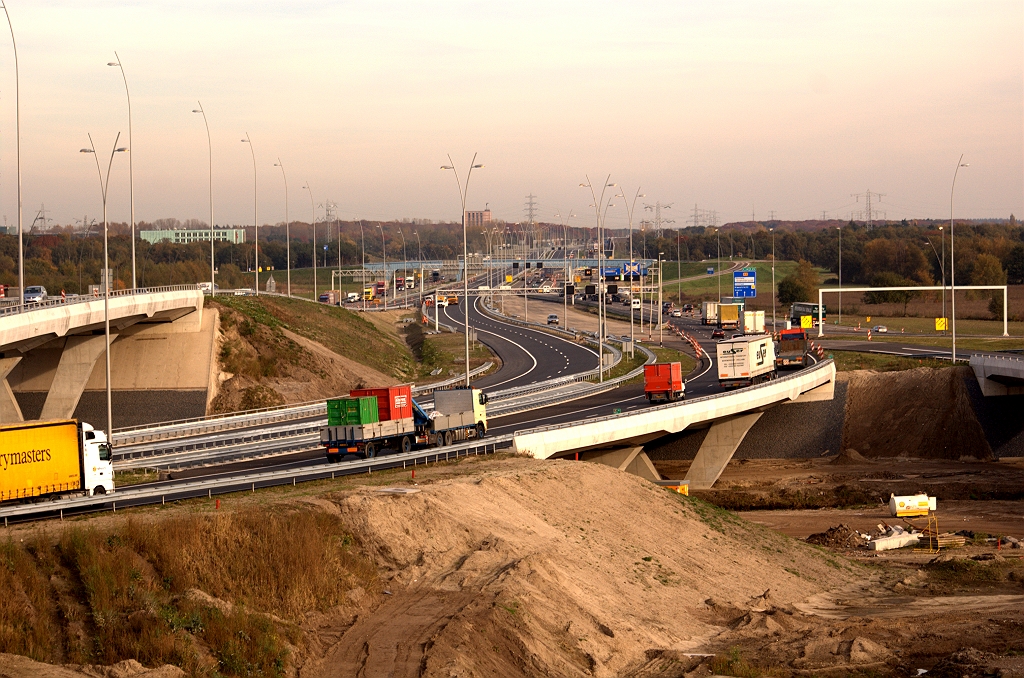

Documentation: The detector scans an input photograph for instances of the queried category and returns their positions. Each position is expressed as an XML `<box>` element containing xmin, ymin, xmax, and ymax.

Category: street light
<box><xmin>414</xmin><ymin>229</ymin><xmax>422</xmax><ymax>304</ymax></box>
<box><xmin>398</xmin><ymin>227</ymin><xmax>407</xmax><ymax>308</ymax></box>
<box><xmin>837</xmin><ymin>225</ymin><xmax>842</xmax><ymax>328</ymax></box>
<box><xmin>302</xmin><ymin>183</ymin><xmax>316</xmax><ymax>301</ymax></box>
<box><xmin>192</xmin><ymin>103</ymin><xmax>214</xmax><ymax>296</ymax></box>
<box><xmin>616</xmin><ymin>188</ymin><xmax>644</xmax><ymax>353</ymax></box>
<box><xmin>554</xmin><ymin>210</ymin><xmax>575</xmax><ymax>332</ymax></box>
<box><xmin>241</xmin><ymin>134</ymin><xmax>258</xmax><ymax>295</ymax></box>
<box><xmin>940</xmin><ymin>225</ymin><xmax>946</xmax><ymax>333</ymax></box>
<box><xmin>770</xmin><ymin>227</ymin><xmax>776</xmax><ymax>332</ymax></box>
<box><xmin>950</xmin><ymin>155</ymin><xmax>969</xmax><ymax>362</ymax></box>
<box><xmin>580</xmin><ymin>175</ymin><xmax>616</xmax><ymax>383</ymax></box>
<box><xmin>108</xmin><ymin>53</ymin><xmax>136</xmax><ymax>289</ymax></box>
<box><xmin>1</xmin><ymin>2</ymin><xmax>23</xmax><ymax>305</ymax></box>
<box><xmin>80</xmin><ymin>134</ymin><xmax>127</xmax><ymax>440</ymax></box>
<box><xmin>716</xmin><ymin>228</ymin><xmax>721</xmax><ymax>303</ymax></box>
<box><xmin>274</xmin><ymin>159</ymin><xmax>290</xmax><ymax>296</ymax></box>
<box><xmin>441</xmin><ymin>153</ymin><xmax>484</xmax><ymax>388</ymax></box>
<box><xmin>376</xmin><ymin>222</ymin><xmax>387</xmax><ymax>310</ymax></box>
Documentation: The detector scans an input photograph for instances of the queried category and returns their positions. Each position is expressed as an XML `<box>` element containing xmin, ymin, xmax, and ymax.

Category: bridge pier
<box><xmin>39</xmin><ymin>334</ymin><xmax>118</xmax><ymax>421</ymax></box>
<box><xmin>579</xmin><ymin>445</ymin><xmax>662</xmax><ymax>482</ymax></box>
<box><xmin>685</xmin><ymin>412</ymin><xmax>763</xmax><ymax>490</ymax></box>
<box><xmin>0</xmin><ymin>357</ymin><xmax>24</xmax><ymax>423</ymax></box>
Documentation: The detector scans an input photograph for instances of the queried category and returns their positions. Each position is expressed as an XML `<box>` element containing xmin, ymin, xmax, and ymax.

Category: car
<box><xmin>233</xmin><ymin>288</ymin><xmax>255</xmax><ymax>296</ymax></box>
<box><xmin>711</xmin><ymin>328</ymin><xmax>725</xmax><ymax>339</ymax></box>
<box><xmin>682</xmin><ymin>304</ymin><xmax>694</xmax><ymax>312</ymax></box>
<box><xmin>23</xmin><ymin>285</ymin><xmax>47</xmax><ymax>303</ymax></box>
<box><xmin>671</xmin><ymin>309</ymin><xmax>682</xmax><ymax>317</ymax></box>
<box><xmin>546</xmin><ymin>314</ymin><xmax>559</xmax><ymax>325</ymax></box>
<box><xmin>872</xmin><ymin>325</ymin><xmax>888</xmax><ymax>333</ymax></box>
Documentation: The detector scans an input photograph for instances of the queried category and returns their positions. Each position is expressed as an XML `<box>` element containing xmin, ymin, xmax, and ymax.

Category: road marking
<box><xmin>869</xmin><ymin>349</ymin><xmax>913</xmax><ymax>356</ymax></box>
<box><xmin>905</xmin><ymin>346</ymin><xmax>950</xmax><ymax>354</ymax></box>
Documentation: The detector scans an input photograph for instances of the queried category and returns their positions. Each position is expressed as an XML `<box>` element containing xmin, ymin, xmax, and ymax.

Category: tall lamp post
<box><xmin>441</xmin><ymin>153</ymin><xmax>484</xmax><ymax>388</ymax></box>
<box><xmin>80</xmin><ymin>133</ymin><xmax>127</xmax><ymax>439</ymax></box>
<box><xmin>939</xmin><ymin>225</ymin><xmax>946</xmax><ymax>334</ymax></box>
<box><xmin>950</xmin><ymin>155</ymin><xmax>969</xmax><ymax>362</ymax></box>
<box><xmin>770</xmin><ymin>227</ymin><xmax>776</xmax><ymax>332</ymax></box>
<box><xmin>274</xmin><ymin>159</ymin><xmax>290</xmax><ymax>296</ymax></box>
<box><xmin>241</xmin><ymin>134</ymin><xmax>258</xmax><ymax>295</ymax></box>
<box><xmin>837</xmin><ymin>225</ymin><xmax>842</xmax><ymax>327</ymax></box>
<box><xmin>302</xmin><ymin>183</ymin><xmax>315</xmax><ymax>300</ymax></box>
<box><xmin>554</xmin><ymin>210</ymin><xmax>575</xmax><ymax>330</ymax></box>
<box><xmin>580</xmin><ymin>175</ymin><xmax>616</xmax><ymax>383</ymax></box>
<box><xmin>414</xmin><ymin>229</ymin><xmax>421</xmax><ymax>304</ymax></box>
<box><xmin>191</xmin><ymin>102</ymin><xmax>214</xmax><ymax>296</ymax></box>
<box><xmin>0</xmin><ymin>1</ymin><xmax>22</xmax><ymax>305</ymax></box>
<box><xmin>716</xmin><ymin>228</ymin><xmax>721</xmax><ymax>302</ymax></box>
<box><xmin>398</xmin><ymin>228</ymin><xmax>408</xmax><ymax>307</ymax></box>
<box><xmin>376</xmin><ymin>223</ymin><xmax>387</xmax><ymax>310</ymax></box>
<box><xmin>617</xmin><ymin>187</ymin><xmax>644</xmax><ymax>350</ymax></box>
<box><xmin>107</xmin><ymin>53</ymin><xmax>136</xmax><ymax>289</ymax></box>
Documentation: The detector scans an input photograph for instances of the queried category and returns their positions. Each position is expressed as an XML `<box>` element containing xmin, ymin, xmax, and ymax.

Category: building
<box><xmin>465</xmin><ymin>209</ymin><xmax>492</xmax><ymax>228</ymax></box>
<box><xmin>139</xmin><ymin>228</ymin><xmax>246</xmax><ymax>245</ymax></box>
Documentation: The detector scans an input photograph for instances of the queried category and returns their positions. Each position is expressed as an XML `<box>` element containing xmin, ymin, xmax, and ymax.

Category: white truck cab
<box><xmin>81</xmin><ymin>422</ymin><xmax>115</xmax><ymax>496</ymax></box>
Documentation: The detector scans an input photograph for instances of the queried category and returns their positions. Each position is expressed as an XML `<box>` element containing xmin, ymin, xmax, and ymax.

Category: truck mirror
<box><xmin>479</xmin><ymin>393</ymin><xmax>488</xmax><ymax>405</ymax></box>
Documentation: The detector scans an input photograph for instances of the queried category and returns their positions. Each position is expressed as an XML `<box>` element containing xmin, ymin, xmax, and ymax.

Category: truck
<box><xmin>363</xmin><ymin>286</ymin><xmax>374</xmax><ymax>301</ymax></box>
<box><xmin>643</xmin><ymin>362</ymin><xmax>685</xmax><ymax>403</ymax></box>
<box><xmin>741</xmin><ymin>309</ymin><xmax>765</xmax><ymax>334</ymax></box>
<box><xmin>718</xmin><ymin>303</ymin><xmax>741</xmax><ymax>330</ymax></box>
<box><xmin>701</xmin><ymin>301</ymin><xmax>718</xmax><ymax>325</ymax></box>
<box><xmin>775</xmin><ymin>328</ymin><xmax>809</xmax><ymax>369</ymax></box>
<box><xmin>346</xmin><ymin>292</ymin><xmax>359</xmax><ymax>303</ymax></box>
<box><xmin>1</xmin><ymin>419</ymin><xmax>114</xmax><ymax>503</ymax></box>
<box><xmin>321</xmin><ymin>386</ymin><xmax>487</xmax><ymax>460</ymax></box>
<box><xmin>396</xmin><ymin>276</ymin><xmax>406</xmax><ymax>292</ymax></box>
<box><xmin>716</xmin><ymin>334</ymin><xmax>777</xmax><ymax>388</ymax></box>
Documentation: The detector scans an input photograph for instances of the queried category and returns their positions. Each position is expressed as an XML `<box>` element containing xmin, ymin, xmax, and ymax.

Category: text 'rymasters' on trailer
<box><xmin>1</xmin><ymin>419</ymin><xmax>114</xmax><ymax>503</ymax></box>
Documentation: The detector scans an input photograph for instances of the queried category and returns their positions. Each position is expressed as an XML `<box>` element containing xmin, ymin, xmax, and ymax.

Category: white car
<box><xmin>671</xmin><ymin>309</ymin><xmax>682</xmax><ymax>317</ymax></box>
<box><xmin>872</xmin><ymin>325</ymin><xmax>888</xmax><ymax>333</ymax></box>
<box><xmin>23</xmin><ymin>285</ymin><xmax>47</xmax><ymax>303</ymax></box>
<box><xmin>547</xmin><ymin>314</ymin><xmax>559</xmax><ymax>324</ymax></box>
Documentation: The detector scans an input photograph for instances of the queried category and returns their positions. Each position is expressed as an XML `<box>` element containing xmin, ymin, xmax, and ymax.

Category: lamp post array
<box><xmin>616</xmin><ymin>187</ymin><xmax>643</xmax><ymax>353</ymax></box>
<box><xmin>580</xmin><ymin>175</ymin><xmax>616</xmax><ymax>383</ymax></box>
<box><xmin>441</xmin><ymin>154</ymin><xmax>484</xmax><ymax>388</ymax></box>
<box><xmin>80</xmin><ymin>133</ymin><xmax>127</xmax><ymax>439</ymax></box>
<box><xmin>240</xmin><ymin>134</ymin><xmax>258</xmax><ymax>295</ymax></box>
<box><xmin>303</xmin><ymin>183</ymin><xmax>315</xmax><ymax>301</ymax></box>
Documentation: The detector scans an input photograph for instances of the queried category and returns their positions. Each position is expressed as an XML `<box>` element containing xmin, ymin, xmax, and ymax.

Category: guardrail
<box><xmin>0</xmin><ymin>284</ymin><xmax>201</xmax><ymax>318</ymax></box>
<box><xmin>2</xmin><ymin>435</ymin><xmax>516</xmax><ymax>524</ymax></box>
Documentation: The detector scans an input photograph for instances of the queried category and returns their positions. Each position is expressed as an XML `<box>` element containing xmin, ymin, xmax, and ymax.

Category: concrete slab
<box><xmin>579</xmin><ymin>446</ymin><xmax>662</xmax><ymax>482</ymax></box>
<box><xmin>685</xmin><ymin>412</ymin><xmax>763</xmax><ymax>490</ymax></box>
<box><xmin>970</xmin><ymin>354</ymin><xmax>1024</xmax><ymax>396</ymax></box>
<box><xmin>40</xmin><ymin>334</ymin><xmax>116</xmax><ymax>420</ymax></box>
<box><xmin>0</xmin><ymin>357</ymin><xmax>24</xmax><ymax>423</ymax></box>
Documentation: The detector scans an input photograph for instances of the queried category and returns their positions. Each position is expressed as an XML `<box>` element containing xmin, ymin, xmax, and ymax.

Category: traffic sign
<box><xmin>733</xmin><ymin>270</ymin><xmax>756</xmax><ymax>298</ymax></box>
<box><xmin>706</xmin><ymin>267</ymin><xmax>714</xmax><ymax>275</ymax></box>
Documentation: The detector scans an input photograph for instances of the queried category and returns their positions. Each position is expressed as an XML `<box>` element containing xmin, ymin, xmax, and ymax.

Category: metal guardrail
<box><xmin>0</xmin><ymin>284</ymin><xmax>200</xmax><ymax>317</ymax></box>
<box><xmin>2</xmin><ymin>435</ymin><xmax>516</xmax><ymax>524</ymax></box>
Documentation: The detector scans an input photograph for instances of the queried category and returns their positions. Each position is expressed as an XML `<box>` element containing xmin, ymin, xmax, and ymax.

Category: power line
<box><xmin>851</xmin><ymin>189</ymin><xmax>886</xmax><ymax>229</ymax></box>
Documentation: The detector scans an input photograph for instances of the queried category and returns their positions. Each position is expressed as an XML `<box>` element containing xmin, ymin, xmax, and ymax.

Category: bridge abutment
<box><xmin>39</xmin><ymin>334</ymin><xmax>118</xmax><ymax>421</ymax></box>
<box><xmin>579</xmin><ymin>446</ymin><xmax>661</xmax><ymax>482</ymax></box>
<box><xmin>0</xmin><ymin>357</ymin><xmax>23</xmax><ymax>423</ymax></box>
<box><xmin>684</xmin><ymin>412</ymin><xmax>763</xmax><ymax>490</ymax></box>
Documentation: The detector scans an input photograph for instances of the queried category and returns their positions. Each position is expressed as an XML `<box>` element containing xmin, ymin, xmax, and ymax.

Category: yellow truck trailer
<box><xmin>0</xmin><ymin>419</ymin><xmax>114</xmax><ymax>503</ymax></box>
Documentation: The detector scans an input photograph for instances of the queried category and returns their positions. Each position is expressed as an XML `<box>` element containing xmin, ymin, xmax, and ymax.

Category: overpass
<box><xmin>0</xmin><ymin>286</ymin><xmax>209</xmax><ymax>425</ymax></box>
<box><xmin>970</xmin><ymin>354</ymin><xmax>1024</xmax><ymax>396</ymax></box>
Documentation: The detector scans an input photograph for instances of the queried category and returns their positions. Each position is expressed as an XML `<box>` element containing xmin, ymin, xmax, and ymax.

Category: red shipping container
<box><xmin>350</xmin><ymin>385</ymin><xmax>413</xmax><ymax>421</ymax></box>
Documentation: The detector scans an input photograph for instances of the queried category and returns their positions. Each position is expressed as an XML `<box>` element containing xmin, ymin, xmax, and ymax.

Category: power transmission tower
<box><xmin>768</xmin><ymin>210</ymin><xmax>777</xmax><ymax>221</ymax></box>
<box><xmin>643</xmin><ymin>202</ymin><xmax>674</xmax><ymax>236</ymax></box>
<box><xmin>851</xmin><ymin>189</ymin><xmax>885</xmax><ymax>229</ymax></box>
<box><xmin>821</xmin><ymin>211</ymin><xmax>828</xmax><ymax>220</ymax></box>
<box><xmin>524</xmin><ymin>193</ymin><xmax>539</xmax><ymax>250</ymax></box>
<box><xmin>690</xmin><ymin>204</ymin><xmax>701</xmax><ymax>229</ymax></box>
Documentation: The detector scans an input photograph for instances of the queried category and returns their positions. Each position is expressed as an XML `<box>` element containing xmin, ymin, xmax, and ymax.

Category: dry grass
<box><xmin>0</xmin><ymin>507</ymin><xmax>378</xmax><ymax>677</ymax></box>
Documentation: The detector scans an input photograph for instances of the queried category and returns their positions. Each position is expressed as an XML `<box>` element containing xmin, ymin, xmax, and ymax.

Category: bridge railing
<box><xmin>0</xmin><ymin>284</ymin><xmax>201</xmax><ymax>318</ymax></box>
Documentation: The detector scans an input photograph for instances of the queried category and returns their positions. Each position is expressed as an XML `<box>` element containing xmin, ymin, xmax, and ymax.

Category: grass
<box><xmin>651</xmin><ymin>346</ymin><xmax>698</xmax><ymax>375</ymax></box>
<box><xmin>0</xmin><ymin>508</ymin><xmax>377</xmax><ymax>676</ymax></box>
<box><xmin>829</xmin><ymin>350</ymin><xmax>954</xmax><ymax>372</ymax></box>
<box><xmin>211</xmin><ymin>294</ymin><xmax>416</xmax><ymax>380</ymax></box>
<box><xmin>604</xmin><ymin>349</ymin><xmax>647</xmax><ymax>380</ymax></box>
<box><xmin>819</xmin><ymin>314</ymin><xmax>1023</xmax><ymax>337</ymax></box>
<box><xmin>661</xmin><ymin>261</ymin><xmax>813</xmax><ymax>302</ymax></box>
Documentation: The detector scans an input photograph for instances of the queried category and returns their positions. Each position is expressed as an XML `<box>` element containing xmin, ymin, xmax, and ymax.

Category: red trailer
<box><xmin>350</xmin><ymin>385</ymin><xmax>413</xmax><ymax>421</ymax></box>
<box><xmin>643</xmin><ymin>362</ymin><xmax>685</xmax><ymax>403</ymax></box>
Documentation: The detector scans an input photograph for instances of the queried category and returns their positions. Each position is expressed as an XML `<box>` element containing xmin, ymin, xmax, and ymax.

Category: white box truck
<box><xmin>716</xmin><ymin>334</ymin><xmax>777</xmax><ymax>388</ymax></box>
<box><xmin>701</xmin><ymin>301</ymin><xmax>718</xmax><ymax>325</ymax></box>
<box><xmin>741</xmin><ymin>310</ymin><xmax>765</xmax><ymax>334</ymax></box>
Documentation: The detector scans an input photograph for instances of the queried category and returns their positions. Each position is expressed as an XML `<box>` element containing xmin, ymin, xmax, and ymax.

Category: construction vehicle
<box><xmin>716</xmin><ymin>334</ymin><xmax>777</xmax><ymax>388</ymax></box>
<box><xmin>1</xmin><ymin>419</ymin><xmax>114</xmax><ymax>503</ymax></box>
<box><xmin>643</xmin><ymin>362</ymin><xmax>685</xmax><ymax>403</ymax></box>
<box><xmin>718</xmin><ymin>303</ymin><xmax>742</xmax><ymax>330</ymax></box>
<box><xmin>701</xmin><ymin>301</ymin><xmax>718</xmax><ymax>325</ymax></box>
<box><xmin>321</xmin><ymin>386</ymin><xmax>487</xmax><ymax>460</ymax></box>
<box><xmin>775</xmin><ymin>328</ymin><xmax>809</xmax><ymax>369</ymax></box>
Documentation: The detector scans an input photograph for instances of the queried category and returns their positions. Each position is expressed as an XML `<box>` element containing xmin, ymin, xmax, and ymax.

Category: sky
<box><xmin>0</xmin><ymin>0</ymin><xmax>1020</xmax><ymax>231</ymax></box>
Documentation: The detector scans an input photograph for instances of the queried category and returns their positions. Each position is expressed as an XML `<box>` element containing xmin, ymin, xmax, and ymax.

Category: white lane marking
<box><xmin>869</xmin><ymin>349</ymin><xmax>913</xmax><ymax>356</ymax></box>
<box><xmin>443</xmin><ymin>305</ymin><xmax>539</xmax><ymax>388</ymax></box>
<box><xmin>905</xmin><ymin>346</ymin><xmax>950</xmax><ymax>354</ymax></box>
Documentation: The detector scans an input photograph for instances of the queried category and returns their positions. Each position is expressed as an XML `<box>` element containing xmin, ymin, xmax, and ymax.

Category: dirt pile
<box><xmin>0</xmin><ymin>655</ymin><xmax>183</xmax><ymax>678</ymax></box>
<box><xmin>209</xmin><ymin>302</ymin><xmax>395</xmax><ymax>412</ymax></box>
<box><xmin>806</xmin><ymin>524</ymin><xmax>865</xmax><ymax>548</ymax></box>
<box><xmin>309</xmin><ymin>459</ymin><xmax>854</xmax><ymax>678</ymax></box>
<box><xmin>841</xmin><ymin>367</ymin><xmax>992</xmax><ymax>460</ymax></box>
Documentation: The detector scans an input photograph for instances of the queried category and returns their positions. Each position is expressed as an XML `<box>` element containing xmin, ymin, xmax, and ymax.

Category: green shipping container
<box><xmin>326</xmin><ymin>396</ymin><xmax>379</xmax><ymax>426</ymax></box>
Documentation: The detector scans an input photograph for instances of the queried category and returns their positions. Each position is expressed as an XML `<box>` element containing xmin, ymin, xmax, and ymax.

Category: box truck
<box><xmin>718</xmin><ymin>303</ymin><xmax>741</xmax><ymax>330</ymax></box>
<box><xmin>321</xmin><ymin>386</ymin><xmax>487</xmax><ymax>460</ymax></box>
<box><xmin>716</xmin><ymin>335</ymin><xmax>777</xmax><ymax>388</ymax></box>
<box><xmin>741</xmin><ymin>309</ymin><xmax>765</xmax><ymax>334</ymax></box>
<box><xmin>1</xmin><ymin>419</ymin><xmax>114</xmax><ymax>503</ymax></box>
<box><xmin>643</xmin><ymin>363</ymin><xmax>685</xmax><ymax>403</ymax></box>
<box><xmin>701</xmin><ymin>301</ymin><xmax>718</xmax><ymax>325</ymax></box>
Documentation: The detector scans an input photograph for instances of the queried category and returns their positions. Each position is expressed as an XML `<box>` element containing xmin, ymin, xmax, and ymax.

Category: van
<box><xmin>346</xmin><ymin>292</ymin><xmax>359</xmax><ymax>303</ymax></box>
<box><xmin>547</xmin><ymin>314</ymin><xmax>559</xmax><ymax>325</ymax></box>
<box><xmin>446</xmin><ymin>295</ymin><xmax>459</xmax><ymax>305</ymax></box>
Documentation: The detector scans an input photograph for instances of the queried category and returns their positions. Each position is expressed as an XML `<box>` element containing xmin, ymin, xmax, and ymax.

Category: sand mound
<box><xmin>806</xmin><ymin>524</ymin><xmax>862</xmax><ymax>548</ymax></box>
<box><xmin>311</xmin><ymin>459</ymin><xmax>853</xmax><ymax>678</ymax></box>
<box><xmin>841</xmin><ymin>367</ymin><xmax>991</xmax><ymax>460</ymax></box>
<box><xmin>831</xmin><ymin>447</ymin><xmax>872</xmax><ymax>465</ymax></box>
<box><xmin>0</xmin><ymin>655</ymin><xmax>183</xmax><ymax>678</ymax></box>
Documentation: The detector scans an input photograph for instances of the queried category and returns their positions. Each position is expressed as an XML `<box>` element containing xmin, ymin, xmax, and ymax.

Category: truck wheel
<box><xmin>400</xmin><ymin>436</ymin><xmax>412</xmax><ymax>454</ymax></box>
<box><xmin>444</xmin><ymin>431</ymin><xmax>453</xmax><ymax>446</ymax></box>
<box><xmin>434</xmin><ymin>433</ymin><xmax>445</xmax><ymax>448</ymax></box>
<box><xmin>94</xmin><ymin>485</ymin><xmax>107</xmax><ymax>496</ymax></box>
<box><xmin>326</xmin><ymin>453</ymin><xmax>340</xmax><ymax>463</ymax></box>
<box><xmin>476</xmin><ymin>423</ymin><xmax>485</xmax><ymax>439</ymax></box>
<box><xmin>364</xmin><ymin>442</ymin><xmax>377</xmax><ymax>458</ymax></box>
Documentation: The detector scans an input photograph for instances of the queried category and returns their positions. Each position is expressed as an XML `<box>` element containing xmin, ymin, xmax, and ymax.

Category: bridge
<box><xmin>0</xmin><ymin>286</ymin><xmax>208</xmax><ymax>425</ymax></box>
<box><xmin>970</xmin><ymin>354</ymin><xmax>1024</xmax><ymax>396</ymax></box>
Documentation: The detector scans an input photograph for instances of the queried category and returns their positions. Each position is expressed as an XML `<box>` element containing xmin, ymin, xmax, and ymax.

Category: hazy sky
<box><xmin>0</xmin><ymin>1</ymin><xmax>1020</xmax><ymax>231</ymax></box>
